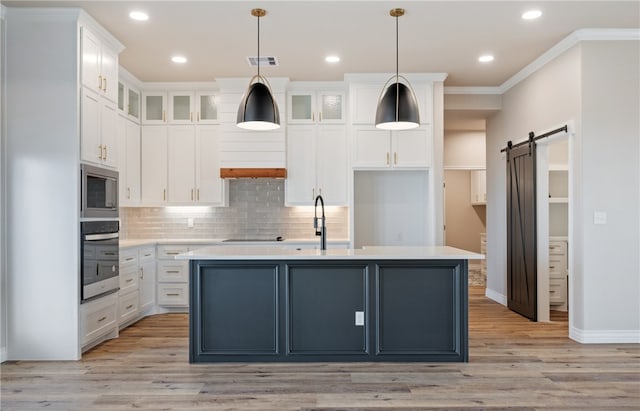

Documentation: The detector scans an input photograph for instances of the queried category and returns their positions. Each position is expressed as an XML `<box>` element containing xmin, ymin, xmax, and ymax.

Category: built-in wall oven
<box><xmin>81</xmin><ymin>220</ymin><xmax>120</xmax><ymax>303</ymax></box>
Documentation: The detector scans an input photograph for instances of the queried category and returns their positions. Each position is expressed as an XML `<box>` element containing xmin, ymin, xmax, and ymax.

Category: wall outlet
<box><xmin>593</xmin><ymin>211</ymin><xmax>607</xmax><ymax>225</ymax></box>
<box><xmin>355</xmin><ymin>311</ymin><xmax>365</xmax><ymax>326</ymax></box>
<box><xmin>187</xmin><ymin>218</ymin><xmax>194</xmax><ymax>228</ymax></box>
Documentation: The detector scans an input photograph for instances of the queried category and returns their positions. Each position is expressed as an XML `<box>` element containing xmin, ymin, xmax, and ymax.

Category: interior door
<box><xmin>507</xmin><ymin>142</ymin><xmax>537</xmax><ymax>320</ymax></box>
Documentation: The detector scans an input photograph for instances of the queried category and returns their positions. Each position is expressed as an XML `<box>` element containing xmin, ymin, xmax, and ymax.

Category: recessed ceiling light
<box><xmin>171</xmin><ymin>56</ymin><xmax>187</xmax><ymax>64</ymax></box>
<box><xmin>325</xmin><ymin>55</ymin><xmax>340</xmax><ymax>63</ymax></box>
<box><xmin>478</xmin><ymin>55</ymin><xmax>494</xmax><ymax>63</ymax></box>
<box><xmin>129</xmin><ymin>11</ymin><xmax>149</xmax><ymax>21</ymax></box>
<box><xmin>522</xmin><ymin>10</ymin><xmax>542</xmax><ymax>20</ymax></box>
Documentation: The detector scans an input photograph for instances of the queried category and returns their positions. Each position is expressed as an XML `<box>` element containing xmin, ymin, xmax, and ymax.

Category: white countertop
<box><xmin>176</xmin><ymin>245</ymin><xmax>484</xmax><ymax>260</ymax></box>
<box><xmin>119</xmin><ymin>238</ymin><xmax>351</xmax><ymax>249</ymax></box>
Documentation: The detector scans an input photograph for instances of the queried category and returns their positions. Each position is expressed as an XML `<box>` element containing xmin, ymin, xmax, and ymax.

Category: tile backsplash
<box><xmin>121</xmin><ymin>179</ymin><xmax>349</xmax><ymax>240</ymax></box>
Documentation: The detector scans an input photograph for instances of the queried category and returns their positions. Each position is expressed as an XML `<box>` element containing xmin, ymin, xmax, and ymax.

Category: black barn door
<box><xmin>506</xmin><ymin>142</ymin><xmax>537</xmax><ymax>320</ymax></box>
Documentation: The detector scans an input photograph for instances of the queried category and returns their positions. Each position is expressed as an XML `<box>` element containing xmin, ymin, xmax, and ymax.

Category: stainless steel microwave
<box><xmin>81</xmin><ymin>164</ymin><xmax>119</xmax><ymax>219</ymax></box>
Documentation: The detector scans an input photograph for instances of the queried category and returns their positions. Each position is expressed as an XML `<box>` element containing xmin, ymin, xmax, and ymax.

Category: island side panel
<box><xmin>375</xmin><ymin>260</ymin><xmax>468</xmax><ymax>362</ymax></box>
<box><xmin>190</xmin><ymin>261</ymin><xmax>280</xmax><ymax>362</ymax></box>
<box><xmin>285</xmin><ymin>263</ymin><xmax>370</xmax><ymax>356</ymax></box>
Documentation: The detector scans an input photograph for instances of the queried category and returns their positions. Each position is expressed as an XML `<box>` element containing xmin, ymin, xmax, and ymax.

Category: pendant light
<box><xmin>375</xmin><ymin>8</ymin><xmax>420</xmax><ymax>130</ymax></box>
<box><xmin>237</xmin><ymin>8</ymin><xmax>280</xmax><ymax>130</ymax></box>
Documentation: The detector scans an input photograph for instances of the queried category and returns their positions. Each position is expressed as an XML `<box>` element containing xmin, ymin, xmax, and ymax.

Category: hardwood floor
<box><xmin>2</xmin><ymin>287</ymin><xmax>638</xmax><ymax>410</ymax></box>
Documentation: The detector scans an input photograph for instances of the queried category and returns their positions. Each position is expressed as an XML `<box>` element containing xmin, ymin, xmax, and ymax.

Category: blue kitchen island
<box><xmin>178</xmin><ymin>246</ymin><xmax>483</xmax><ymax>363</ymax></box>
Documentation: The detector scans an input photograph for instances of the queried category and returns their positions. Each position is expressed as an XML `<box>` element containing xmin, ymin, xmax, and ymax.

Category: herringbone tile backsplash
<box><xmin>121</xmin><ymin>179</ymin><xmax>349</xmax><ymax>240</ymax></box>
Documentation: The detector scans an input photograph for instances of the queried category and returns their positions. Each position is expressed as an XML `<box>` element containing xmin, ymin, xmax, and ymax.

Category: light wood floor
<box><xmin>2</xmin><ymin>287</ymin><xmax>638</xmax><ymax>410</ymax></box>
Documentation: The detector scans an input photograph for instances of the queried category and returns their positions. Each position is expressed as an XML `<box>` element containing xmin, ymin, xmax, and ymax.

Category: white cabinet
<box><xmin>138</xmin><ymin>246</ymin><xmax>156</xmax><ymax>314</ymax></box>
<box><xmin>286</xmin><ymin>124</ymin><xmax>348</xmax><ymax>206</ymax></box>
<box><xmin>470</xmin><ymin>170</ymin><xmax>487</xmax><ymax>205</ymax></box>
<box><xmin>143</xmin><ymin>91</ymin><xmax>218</xmax><ymax>125</ymax></box>
<box><xmin>81</xmin><ymin>26</ymin><xmax>118</xmax><ymax>103</ymax></box>
<box><xmin>549</xmin><ymin>238</ymin><xmax>568</xmax><ymax>310</ymax></box>
<box><xmin>117</xmin><ymin>116</ymin><xmax>141</xmax><ymax>206</ymax></box>
<box><xmin>118</xmin><ymin>248</ymin><xmax>139</xmax><ymax>327</ymax></box>
<box><xmin>288</xmin><ymin>90</ymin><xmax>346</xmax><ymax>124</ymax></box>
<box><xmin>118</xmin><ymin>80</ymin><xmax>141</xmax><ymax>122</ymax></box>
<box><xmin>141</xmin><ymin>126</ymin><xmax>169</xmax><ymax>204</ymax></box>
<box><xmin>352</xmin><ymin>126</ymin><xmax>432</xmax><ymax>169</ymax></box>
<box><xmin>156</xmin><ymin>244</ymin><xmax>191</xmax><ymax>308</ymax></box>
<box><xmin>81</xmin><ymin>88</ymin><xmax>118</xmax><ymax>168</ymax></box>
<box><xmin>141</xmin><ymin>125</ymin><xmax>225</xmax><ymax>206</ymax></box>
<box><xmin>80</xmin><ymin>292</ymin><xmax>118</xmax><ymax>349</ymax></box>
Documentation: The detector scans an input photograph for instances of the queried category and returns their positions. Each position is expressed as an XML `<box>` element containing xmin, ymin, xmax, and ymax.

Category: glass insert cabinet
<box><xmin>142</xmin><ymin>91</ymin><xmax>219</xmax><ymax>125</ymax></box>
<box><xmin>287</xmin><ymin>90</ymin><xmax>346</xmax><ymax>124</ymax></box>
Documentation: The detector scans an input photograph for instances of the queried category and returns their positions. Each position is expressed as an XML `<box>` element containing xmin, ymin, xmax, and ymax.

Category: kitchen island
<box><xmin>178</xmin><ymin>246</ymin><xmax>483</xmax><ymax>363</ymax></box>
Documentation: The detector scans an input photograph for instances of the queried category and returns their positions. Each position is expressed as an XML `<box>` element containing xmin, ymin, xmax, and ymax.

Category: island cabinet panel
<box><xmin>190</xmin><ymin>259</ymin><xmax>468</xmax><ymax>363</ymax></box>
<box><xmin>375</xmin><ymin>262</ymin><xmax>466</xmax><ymax>360</ymax></box>
<box><xmin>192</xmin><ymin>263</ymin><xmax>280</xmax><ymax>359</ymax></box>
<box><xmin>286</xmin><ymin>264</ymin><xmax>369</xmax><ymax>355</ymax></box>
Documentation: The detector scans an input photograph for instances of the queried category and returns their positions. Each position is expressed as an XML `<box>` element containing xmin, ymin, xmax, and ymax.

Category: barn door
<box><xmin>506</xmin><ymin>141</ymin><xmax>537</xmax><ymax>320</ymax></box>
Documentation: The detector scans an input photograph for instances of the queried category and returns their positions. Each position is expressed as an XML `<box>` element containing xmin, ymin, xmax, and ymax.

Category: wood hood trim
<box><xmin>220</xmin><ymin>168</ymin><xmax>287</xmax><ymax>179</ymax></box>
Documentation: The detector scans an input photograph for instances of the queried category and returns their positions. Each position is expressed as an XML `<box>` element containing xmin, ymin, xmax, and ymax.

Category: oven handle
<box><xmin>85</xmin><ymin>233</ymin><xmax>119</xmax><ymax>241</ymax></box>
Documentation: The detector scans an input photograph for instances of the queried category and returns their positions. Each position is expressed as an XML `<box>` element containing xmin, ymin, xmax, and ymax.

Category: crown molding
<box><xmin>445</xmin><ymin>29</ymin><xmax>640</xmax><ymax>96</ymax></box>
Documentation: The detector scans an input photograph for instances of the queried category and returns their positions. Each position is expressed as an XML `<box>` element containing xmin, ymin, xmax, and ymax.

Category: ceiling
<box><xmin>3</xmin><ymin>1</ymin><xmax>639</xmax><ymax>87</ymax></box>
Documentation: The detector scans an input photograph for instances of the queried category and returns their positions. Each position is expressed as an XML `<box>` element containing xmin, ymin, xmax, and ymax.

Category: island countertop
<box><xmin>177</xmin><ymin>245</ymin><xmax>484</xmax><ymax>260</ymax></box>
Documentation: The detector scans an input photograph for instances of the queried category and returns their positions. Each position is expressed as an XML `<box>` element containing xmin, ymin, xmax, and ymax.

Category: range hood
<box><xmin>220</xmin><ymin>168</ymin><xmax>287</xmax><ymax>179</ymax></box>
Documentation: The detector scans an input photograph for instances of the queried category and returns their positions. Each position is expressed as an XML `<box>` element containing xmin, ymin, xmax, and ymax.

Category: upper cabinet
<box><xmin>470</xmin><ymin>169</ymin><xmax>487</xmax><ymax>205</ymax></box>
<box><xmin>352</xmin><ymin>126</ymin><xmax>433</xmax><ymax>169</ymax></box>
<box><xmin>287</xmin><ymin>90</ymin><xmax>346</xmax><ymax>124</ymax></box>
<box><xmin>118</xmin><ymin>80</ymin><xmax>141</xmax><ymax>122</ymax></box>
<box><xmin>81</xmin><ymin>26</ymin><xmax>118</xmax><ymax>104</ymax></box>
<box><xmin>142</xmin><ymin>90</ymin><xmax>219</xmax><ymax>125</ymax></box>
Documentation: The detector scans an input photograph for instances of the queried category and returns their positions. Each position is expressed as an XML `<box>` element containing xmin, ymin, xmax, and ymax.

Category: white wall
<box><xmin>444</xmin><ymin>130</ymin><xmax>486</xmax><ymax>169</ymax></box>
<box><xmin>486</xmin><ymin>40</ymin><xmax>640</xmax><ymax>342</ymax></box>
<box><xmin>0</xmin><ymin>6</ymin><xmax>6</xmax><ymax>363</ymax></box>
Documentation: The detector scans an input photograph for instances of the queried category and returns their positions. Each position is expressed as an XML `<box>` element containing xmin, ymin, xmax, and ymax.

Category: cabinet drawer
<box><xmin>549</xmin><ymin>278</ymin><xmax>566</xmax><ymax>304</ymax></box>
<box><xmin>549</xmin><ymin>254</ymin><xmax>567</xmax><ymax>272</ymax></box>
<box><xmin>80</xmin><ymin>293</ymin><xmax>118</xmax><ymax>345</ymax></box>
<box><xmin>549</xmin><ymin>241</ymin><xmax>567</xmax><ymax>255</ymax></box>
<box><xmin>157</xmin><ymin>283</ymin><xmax>189</xmax><ymax>306</ymax></box>
<box><xmin>119</xmin><ymin>265</ymin><xmax>139</xmax><ymax>295</ymax></box>
<box><xmin>119</xmin><ymin>291</ymin><xmax>139</xmax><ymax>324</ymax></box>
<box><xmin>157</xmin><ymin>260</ymin><xmax>189</xmax><ymax>282</ymax></box>
<box><xmin>120</xmin><ymin>248</ymin><xmax>138</xmax><ymax>267</ymax></box>
<box><xmin>157</xmin><ymin>245</ymin><xmax>189</xmax><ymax>259</ymax></box>
<box><xmin>139</xmin><ymin>246</ymin><xmax>156</xmax><ymax>262</ymax></box>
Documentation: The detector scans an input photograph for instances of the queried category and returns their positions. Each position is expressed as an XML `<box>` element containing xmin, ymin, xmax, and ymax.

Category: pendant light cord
<box><xmin>396</xmin><ymin>14</ymin><xmax>399</xmax><ymax>84</ymax></box>
<box><xmin>257</xmin><ymin>13</ymin><xmax>261</xmax><ymax>79</ymax></box>
<box><xmin>395</xmin><ymin>13</ymin><xmax>399</xmax><ymax>121</ymax></box>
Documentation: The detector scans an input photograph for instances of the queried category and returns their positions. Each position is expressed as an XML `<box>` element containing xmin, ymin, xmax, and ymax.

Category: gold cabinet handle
<box><xmin>191</xmin><ymin>189</ymin><xmax>194</xmax><ymax>201</ymax></box>
<box><xmin>197</xmin><ymin>189</ymin><xmax>200</xmax><ymax>201</ymax></box>
<box><xmin>394</xmin><ymin>152</ymin><xmax>398</xmax><ymax>165</ymax></box>
<box><xmin>98</xmin><ymin>144</ymin><xmax>103</xmax><ymax>159</ymax></box>
<box><xmin>126</xmin><ymin>278</ymin><xmax>133</xmax><ymax>283</ymax></box>
<box><xmin>126</xmin><ymin>304</ymin><xmax>134</xmax><ymax>310</ymax></box>
<box><xmin>103</xmin><ymin>145</ymin><xmax>107</xmax><ymax>160</ymax></box>
<box><xmin>163</xmin><ymin>189</ymin><xmax>167</xmax><ymax>201</ymax></box>
<box><xmin>166</xmin><ymin>293</ymin><xmax>180</xmax><ymax>296</ymax></box>
<box><xmin>312</xmin><ymin>112</ymin><xmax>315</xmax><ymax>122</ymax></box>
<box><xmin>312</xmin><ymin>188</ymin><xmax>315</xmax><ymax>201</ymax></box>
<box><xmin>386</xmin><ymin>152</ymin><xmax>390</xmax><ymax>165</ymax></box>
<box><xmin>102</xmin><ymin>77</ymin><xmax>107</xmax><ymax>92</ymax></box>
<box><xmin>166</xmin><ymin>270</ymin><xmax>180</xmax><ymax>273</ymax></box>
<box><xmin>139</xmin><ymin>267</ymin><xmax>144</xmax><ymax>279</ymax></box>
<box><xmin>197</xmin><ymin>112</ymin><xmax>200</xmax><ymax>122</ymax></box>
<box><xmin>97</xmin><ymin>316</ymin><xmax>107</xmax><ymax>323</ymax></box>
<box><xmin>127</xmin><ymin>187</ymin><xmax>131</xmax><ymax>199</ymax></box>
<box><xmin>190</xmin><ymin>112</ymin><xmax>193</xmax><ymax>122</ymax></box>
<box><xmin>163</xmin><ymin>110</ymin><xmax>166</xmax><ymax>122</ymax></box>
<box><xmin>98</xmin><ymin>75</ymin><xmax>103</xmax><ymax>90</ymax></box>
<box><xmin>319</xmin><ymin>112</ymin><xmax>322</xmax><ymax>122</ymax></box>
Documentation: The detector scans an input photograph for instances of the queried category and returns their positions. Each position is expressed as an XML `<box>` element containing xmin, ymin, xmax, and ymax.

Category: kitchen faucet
<box><xmin>314</xmin><ymin>195</ymin><xmax>327</xmax><ymax>251</ymax></box>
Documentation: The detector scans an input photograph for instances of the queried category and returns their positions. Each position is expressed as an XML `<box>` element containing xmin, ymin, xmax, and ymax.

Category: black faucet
<box><xmin>314</xmin><ymin>195</ymin><xmax>327</xmax><ymax>251</ymax></box>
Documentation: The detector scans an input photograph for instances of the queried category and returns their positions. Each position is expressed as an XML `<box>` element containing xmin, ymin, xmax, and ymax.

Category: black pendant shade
<box><xmin>375</xmin><ymin>82</ymin><xmax>420</xmax><ymax>130</ymax></box>
<box><xmin>237</xmin><ymin>80</ymin><xmax>280</xmax><ymax>130</ymax></box>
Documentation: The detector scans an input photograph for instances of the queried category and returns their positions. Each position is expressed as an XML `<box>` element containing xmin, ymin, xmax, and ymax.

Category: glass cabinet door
<box><xmin>169</xmin><ymin>92</ymin><xmax>194</xmax><ymax>124</ymax></box>
<box><xmin>117</xmin><ymin>82</ymin><xmax>125</xmax><ymax>112</ymax></box>
<box><xmin>128</xmin><ymin>88</ymin><xmax>140</xmax><ymax>120</ymax></box>
<box><xmin>288</xmin><ymin>93</ymin><xmax>314</xmax><ymax>123</ymax></box>
<box><xmin>197</xmin><ymin>92</ymin><xmax>218</xmax><ymax>124</ymax></box>
<box><xmin>142</xmin><ymin>93</ymin><xmax>167</xmax><ymax>124</ymax></box>
<box><xmin>318</xmin><ymin>92</ymin><xmax>345</xmax><ymax>123</ymax></box>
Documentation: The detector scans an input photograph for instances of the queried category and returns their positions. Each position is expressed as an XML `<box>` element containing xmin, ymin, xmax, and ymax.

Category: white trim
<box><xmin>485</xmin><ymin>288</ymin><xmax>507</xmax><ymax>305</ymax></box>
<box><xmin>118</xmin><ymin>66</ymin><xmax>144</xmax><ymax>90</ymax></box>
<box><xmin>444</xmin><ymin>86</ymin><xmax>502</xmax><ymax>95</ymax></box>
<box><xmin>287</xmin><ymin>81</ymin><xmax>347</xmax><ymax>91</ymax></box>
<box><xmin>500</xmin><ymin>29</ymin><xmax>640</xmax><ymax>94</ymax></box>
<box><xmin>570</xmin><ymin>326</ymin><xmax>640</xmax><ymax>344</ymax></box>
<box><xmin>344</xmin><ymin>73</ymin><xmax>448</xmax><ymax>83</ymax></box>
<box><xmin>444</xmin><ymin>166</ymin><xmax>485</xmax><ymax>171</ymax></box>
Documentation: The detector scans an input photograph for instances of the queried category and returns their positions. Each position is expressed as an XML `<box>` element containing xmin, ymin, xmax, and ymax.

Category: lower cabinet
<box><xmin>80</xmin><ymin>292</ymin><xmax>118</xmax><ymax>350</ymax></box>
<box><xmin>138</xmin><ymin>246</ymin><xmax>156</xmax><ymax>313</ymax></box>
<box><xmin>118</xmin><ymin>248</ymin><xmax>140</xmax><ymax>327</ymax></box>
<box><xmin>190</xmin><ymin>259</ymin><xmax>468</xmax><ymax>362</ymax></box>
<box><xmin>156</xmin><ymin>244</ymin><xmax>192</xmax><ymax>308</ymax></box>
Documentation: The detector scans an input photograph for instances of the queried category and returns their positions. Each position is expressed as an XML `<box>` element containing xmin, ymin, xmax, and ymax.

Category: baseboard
<box><xmin>1</xmin><ymin>346</ymin><xmax>7</xmax><ymax>363</ymax></box>
<box><xmin>485</xmin><ymin>288</ymin><xmax>507</xmax><ymax>305</ymax></box>
<box><xmin>570</xmin><ymin>326</ymin><xmax>640</xmax><ymax>344</ymax></box>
